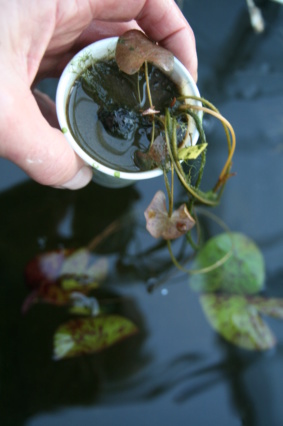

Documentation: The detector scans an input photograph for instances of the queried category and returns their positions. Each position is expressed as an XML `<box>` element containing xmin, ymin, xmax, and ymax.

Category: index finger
<box><xmin>137</xmin><ymin>0</ymin><xmax>198</xmax><ymax>81</ymax></box>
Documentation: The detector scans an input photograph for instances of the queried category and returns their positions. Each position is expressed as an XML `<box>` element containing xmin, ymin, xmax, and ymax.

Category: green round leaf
<box><xmin>200</xmin><ymin>294</ymin><xmax>276</xmax><ymax>351</ymax></box>
<box><xmin>190</xmin><ymin>232</ymin><xmax>265</xmax><ymax>294</ymax></box>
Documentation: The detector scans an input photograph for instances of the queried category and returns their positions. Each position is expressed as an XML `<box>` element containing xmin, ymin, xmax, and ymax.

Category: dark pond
<box><xmin>1</xmin><ymin>1</ymin><xmax>283</xmax><ymax>425</ymax></box>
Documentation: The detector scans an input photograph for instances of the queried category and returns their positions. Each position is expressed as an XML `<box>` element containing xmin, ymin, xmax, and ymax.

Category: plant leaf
<box><xmin>200</xmin><ymin>294</ymin><xmax>276</xmax><ymax>351</ymax></box>
<box><xmin>178</xmin><ymin>143</ymin><xmax>208</xmax><ymax>160</ymax></box>
<box><xmin>144</xmin><ymin>190</ymin><xmax>195</xmax><ymax>240</ymax></box>
<box><xmin>24</xmin><ymin>249</ymin><xmax>70</xmax><ymax>289</ymax></box>
<box><xmin>250</xmin><ymin>297</ymin><xmax>283</xmax><ymax>319</ymax></box>
<box><xmin>134</xmin><ymin>135</ymin><xmax>169</xmax><ymax>171</ymax></box>
<box><xmin>189</xmin><ymin>233</ymin><xmax>265</xmax><ymax>294</ymax></box>
<box><xmin>60</xmin><ymin>248</ymin><xmax>89</xmax><ymax>276</ymax></box>
<box><xmin>116</xmin><ymin>30</ymin><xmax>174</xmax><ymax>75</ymax></box>
<box><xmin>69</xmin><ymin>292</ymin><xmax>100</xmax><ymax>316</ymax></box>
<box><xmin>53</xmin><ymin>315</ymin><xmax>138</xmax><ymax>360</ymax></box>
<box><xmin>23</xmin><ymin>249</ymin><xmax>108</xmax><ymax>311</ymax></box>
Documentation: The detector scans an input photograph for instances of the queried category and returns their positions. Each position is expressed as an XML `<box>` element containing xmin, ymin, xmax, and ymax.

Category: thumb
<box><xmin>0</xmin><ymin>81</ymin><xmax>93</xmax><ymax>189</ymax></box>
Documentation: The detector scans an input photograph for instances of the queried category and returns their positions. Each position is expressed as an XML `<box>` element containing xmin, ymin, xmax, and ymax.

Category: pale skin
<box><xmin>0</xmin><ymin>0</ymin><xmax>197</xmax><ymax>189</ymax></box>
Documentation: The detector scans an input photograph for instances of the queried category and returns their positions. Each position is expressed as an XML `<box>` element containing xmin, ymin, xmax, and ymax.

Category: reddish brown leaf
<box><xmin>116</xmin><ymin>30</ymin><xmax>174</xmax><ymax>75</ymax></box>
<box><xmin>144</xmin><ymin>191</ymin><xmax>195</xmax><ymax>240</ymax></box>
<box><xmin>24</xmin><ymin>249</ymin><xmax>71</xmax><ymax>289</ymax></box>
<box><xmin>134</xmin><ymin>135</ymin><xmax>169</xmax><ymax>171</ymax></box>
<box><xmin>23</xmin><ymin>249</ymin><xmax>108</xmax><ymax>312</ymax></box>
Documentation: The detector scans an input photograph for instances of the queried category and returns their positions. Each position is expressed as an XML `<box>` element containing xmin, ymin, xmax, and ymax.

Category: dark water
<box><xmin>1</xmin><ymin>1</ymin><xmax>283</xmax><ymax>425</ymax></box>
<box><xmin>67</xmin><ymin>60</ymin><xmax>183</xmax><ymax>172</ymax></box>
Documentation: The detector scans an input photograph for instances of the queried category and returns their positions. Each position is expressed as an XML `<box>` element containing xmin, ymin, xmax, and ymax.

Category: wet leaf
<box><xmin>59</xmin><ymin>248</ymin><xmax>89</xmax><ymax>276</ymax></box>
<box><xmin>23</xmin><ymin>249</ymin><xmax>108</xmax><ymax>311</ymax></box>
<box><xmin>189</xmin><ymin>233</ymin><xmax>265</xmax><ymax>294</ymax></box>
<box><xmin>24</xmin><ymin>249</ymin><xmax>70</xmax><ymax>289</ymax></box>
<box><xmin>250</xmin><ymin>297</ymin><xmax>283</xmax><ymax>319</ymax></box>
<box><xmin>22</xmin><ymin>283</ymin><xmax>71</xmax><ymax>313</ymax></box>
<box><xmin>134</xmin><ymin>135</ymin><xmax>169</xmax><ymax>171</ymax></box>
<box><xmin>144</xmin><ymin>191</ymin><xmax>195</xmax><ymax>240</ymax></box>
<box><xmin>53</xmin><ymin>315</ymin><xmax>138</xmax><ymax>360</ymax></box>
<box><xmin>69</xmin><ymin>292</ymin><xmax>100</xmax><ymax>316</ymax></box>
<box><xmin>200</xmin><ymin>294</ymin><xmax>276</xmax><ymax>351</ymax></box>
<box><xmin>116</xmin><ymin>30</ymin><xmax>174</xmax><ymax>75</ymax></box>
<box><xmin>178</xmin><ymin>143</ymin><xmax>208</xmax><ymax>160</ymax></box>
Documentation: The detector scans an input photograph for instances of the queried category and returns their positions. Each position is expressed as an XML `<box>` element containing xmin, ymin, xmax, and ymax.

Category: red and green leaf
<box><xmin>23</xmin><ymin>249</ymin><xmax>108</xmax><ymax>311</ymax></box>
<box><xmin>53</xmin><ymin>315</ymin><xmax>138</xmax><ymax>360</ymax></box>
<box><xmin>200</xmin><ymin>294</ymin><xmax>276</xmax><ymax>351</ymax></box>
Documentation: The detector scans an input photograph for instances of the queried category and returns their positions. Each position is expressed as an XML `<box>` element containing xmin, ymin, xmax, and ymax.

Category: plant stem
<box><xmin>165</xmin><ymin>110</ymin><xmax>218</xmax><ymax>206</ymax></box>
<box><xmin>163</xmin><ymin>163</ymin><xmax>174</xmax><ymax>217</ymax></box>
<box><xmin>144</xmin><ymin>60</ymin><xmax>156</xmax><ymax>151</ymax></box>
<box><xmin>137</xmin><ymin>70</ymin><xmax>141</xmax><ymax>105</ymax></box>
<box><xmin>144</xmin><ymin>61</ymin><xmax>153</xmax><ymax>108</ymax></box>
<box><xmin>178</xmin><ymin>103</ymin><xmax>236</xmax><ymax>191</ymax></box>
<box><xmin>167</xmin><ymin>239</ymin><xmax>232</xmax><ymax>275</ymax></box>
<box><xmin>186</xmin><ymin>231</ymin><xmax>199</xmax><ymax>251</ymax></box>
<box><xmin>87</xmin><ymin>219</ymin><xmax>122</xmax><ymax>251</ymax></box>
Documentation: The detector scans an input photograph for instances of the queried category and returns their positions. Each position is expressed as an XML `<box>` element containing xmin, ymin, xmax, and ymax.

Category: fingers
<box><xmin>0</xmin><ymin>83</ymin><xmax>93</xmax><ymax>189</ymax></box>
<box><xmin>137</xmin><ymin>0</ymin><xmax>198</xmax><ymax>81</ymax></box>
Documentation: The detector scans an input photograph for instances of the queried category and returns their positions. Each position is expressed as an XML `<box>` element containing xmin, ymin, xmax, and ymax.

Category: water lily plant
<box><xmin>22</xmin><ymin>30</ymin><xmax>283</xmax><ymax>357</ymax></box>
<box><xmin>116</xmin><ymin>30</ymin><xmax>236</xmax><ymax>269</ymax></box>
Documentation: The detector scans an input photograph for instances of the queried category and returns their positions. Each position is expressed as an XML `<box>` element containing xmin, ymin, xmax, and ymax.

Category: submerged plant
<box><xmin>23</xmin><ymin>220</ymin><xmax>139</xmax><ymax>360</ymax></box>
<box><xmin>23</xmin><ymin>30</ymin><xmax>283</xmax><ymax>356</ymax></box>
<box><xmin>114</xmin><ymin>31</ymin><xmax>283</xmax><ymax>351</ymax></box>
<box><xmin>115</xmin><ymin>30</ymin><xmax>236</xmax><ymax>272</ymax></box>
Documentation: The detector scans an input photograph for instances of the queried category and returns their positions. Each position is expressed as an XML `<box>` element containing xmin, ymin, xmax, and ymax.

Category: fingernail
<box><xmin>59</xmin><ymin>166</ymin><xmax>93</xmax><ymax>190</ymax></box>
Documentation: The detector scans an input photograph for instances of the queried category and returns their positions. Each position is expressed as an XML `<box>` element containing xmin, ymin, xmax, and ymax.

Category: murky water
<box><xmin>1</xmin><ymin>1</ymin><xmax>283</xmax><ymax>425</ymax></box>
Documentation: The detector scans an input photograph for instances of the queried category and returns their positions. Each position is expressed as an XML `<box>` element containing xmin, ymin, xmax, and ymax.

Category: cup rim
<box><xmin>56</xmin><ymin>36</ymin><xmax>202</xmax><ymax>182</ymax></box>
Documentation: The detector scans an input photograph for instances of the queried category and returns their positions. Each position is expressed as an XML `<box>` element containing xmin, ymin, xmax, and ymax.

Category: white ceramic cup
<box><xmin>56</xmin><ymin>37</ymin><xmax>202</xmax><ymax>188</ymax></box>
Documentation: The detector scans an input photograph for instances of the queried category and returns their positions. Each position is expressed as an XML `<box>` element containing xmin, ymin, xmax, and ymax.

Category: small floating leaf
<box><xmin>144</xmin><ymin>190</ymin><xmax>195</xmax><ymax>240</ymax></box>
<box><xmin>134</xmin><ymin>135</ymin><xmax>169</xmax><ymax>171</ymax></box>
<box><xmin>69</xmin><ymin>292</ymin><xmax>100</xmax><ymax>316</ymax></box>
<box><xmin>178</xmin><ymin>143</ymin><xmax>208</xmax><ymax>160</ymax></box>
<box><xmin>23</xmin><ymin>249</ymin><xmax>108</xmax><ymax>311</ymax></box>
<box><xmin>189</xmin><ymin>233</ymin><xmax>265</xmax><ymax>294</ymax></box>
<box><xmin>250</xmin><ymin>297</ymin><xmax>283</xmax><ymax>319</ymax></box>
<box><xmin>116</xmin><ymin>30</ymin><xmax>174</xmax><ymax>75</ymax></box>
<box><xmin>60</xmin><ymin>248</ymin><xmax>90</xmax><ymax>276</ymax></box>
<box><xmin>24</xmin><ymin>249</ymin><xmax>69</xmax><ymax>289</ymax></box>
<box><xmin>53</xmin><ymin>315</ymin><xmax>138</xmax><ymax>359</ymax></box>
<box><xmin>200</xmin><ymin>294</ymin><xmax>276</xmax><ymax>351</ymax></box>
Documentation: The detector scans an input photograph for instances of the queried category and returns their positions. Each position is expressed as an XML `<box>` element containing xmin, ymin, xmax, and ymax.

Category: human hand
<box><xmin>0</xmin><ymin>0</ymin><xmax>197</xmax><ymax>189</ymax></box>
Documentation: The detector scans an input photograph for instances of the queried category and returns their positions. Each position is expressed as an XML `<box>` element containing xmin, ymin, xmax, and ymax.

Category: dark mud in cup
<box><xmin>56</xmin><ymin>37</ymin><xmax>201</xmax><ymax>188</ymax></box>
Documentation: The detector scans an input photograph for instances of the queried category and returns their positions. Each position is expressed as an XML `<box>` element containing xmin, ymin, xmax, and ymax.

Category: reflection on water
<box><xmin>1</xmin><ymin>1</ymin><xmax>283</xmax><ymax>425</ymax></box>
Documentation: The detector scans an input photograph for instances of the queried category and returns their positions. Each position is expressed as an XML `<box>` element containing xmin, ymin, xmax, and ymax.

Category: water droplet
<box><xmin>161</xmin><ymin>288</ymin><xmax>169</xmax><ymax>296</ymax></box>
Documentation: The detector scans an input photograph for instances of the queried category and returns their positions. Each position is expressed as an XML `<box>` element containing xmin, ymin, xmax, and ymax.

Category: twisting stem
<box><xmin>137</xmin><ymin>70</ymin><xmax>141</xmax><ymax>105</ymax></box>
<box><xmin>167</xmin><ymin>239</ymin><xmax>232</xmax><ymax>275</ymax></box>
<box><xmin>178</xmin><ymin>95</ymin><xmax>232</xmax><ymax>152</ymax></box>
<box><xmin>144</xmin><ymin>60</ymin><xmax>156</xmax><ymax>151</ymax></box>
<box><xmin>165</xmin><ymin>110</ymin><xmax>217</xmax><ymax>206</ymax></box>
<box><xmin>178</xmin><ymin>103</ymin><xmax>236</xmax><ymax>187</ymax></box>
<box><xmin>144</xmin><ymin>61</ymin><xmax>153</xmax><ymax>108</ymax></box>
<box><xmin>163</xmin><ymin>170</ymin><xmax>173</xmax><ymax>217</ymax></box>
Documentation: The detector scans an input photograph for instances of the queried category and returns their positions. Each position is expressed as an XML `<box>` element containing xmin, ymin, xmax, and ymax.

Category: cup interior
<box><xmin>56</xmin><ymin>37</ymin><xmax>202</xmax><ymax>182</ymax></box>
